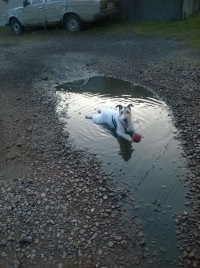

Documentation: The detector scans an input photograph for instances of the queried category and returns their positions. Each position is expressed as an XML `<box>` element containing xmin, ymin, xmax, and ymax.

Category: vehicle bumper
<box><xmin>94</xmin><ymin>8</ymin><xmax>119</xmax><ymax>20</ymax></box>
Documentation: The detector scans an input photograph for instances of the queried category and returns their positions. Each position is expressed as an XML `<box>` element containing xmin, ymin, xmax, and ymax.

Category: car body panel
<box><xmin>4</xmin><ymin>0</ymin><xmax>120</xmax><ymax>28</ymax></box>
<box><xmin>23</xmin><ymin>0</ymin><xmax>46</xmax><ymax>25</ymax></box>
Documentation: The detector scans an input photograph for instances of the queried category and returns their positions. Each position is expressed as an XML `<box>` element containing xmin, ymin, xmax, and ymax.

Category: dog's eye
<box><xmin>120</xmin><ymin>111</ymin><xmax>123</xmax><ymax>115</ymax></box>
<box><xmin>126</xmin><ymin>111</ymin><xmax>130</xmax><ymax>114</ymax></box>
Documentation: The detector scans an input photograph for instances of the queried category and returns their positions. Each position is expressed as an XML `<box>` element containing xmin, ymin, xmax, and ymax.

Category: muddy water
<box><xmin>56</xmin><ymin>76</ymin><xmax>188</xmax><ymax>266</ymax></box>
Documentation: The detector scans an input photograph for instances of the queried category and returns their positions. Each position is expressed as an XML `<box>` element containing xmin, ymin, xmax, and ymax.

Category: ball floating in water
<box><xmin>133</xmin><ymin>133</ymin><xmax>141</xmax><ymax>143</ymax></box>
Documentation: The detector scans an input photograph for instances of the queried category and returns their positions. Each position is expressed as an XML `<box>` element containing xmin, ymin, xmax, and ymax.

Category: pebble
<box><xmin>108</xmin><ymin>241</ymin><xmax>114</xmax><ymax>247</ymax></box>
<box><xmin>12</xmin><ymin>259</ymin><xmax>21</xmax><ymax>268</ymax></box>
<box><xmin>1</xmin><ymin>252</ymin><xmax>7</xmax><ymax>258</ymax></box>
<box><xmin>0</xmin><ymin>239</ymin><xmax>7</xmax><ymax>246</ymax></box>
<box><xmin>98</xmin><ymin>249</ymin><xmax>103</xmax><ymax>255</ymax></box>
<box><xmin>41</xmin><ymin>193</ymin><xmax>46</xmax><ymax>198</ymax></box>
<box><xmin>140</xmin><ymin>240</ymin><xmax>146</xmax><ymax>246</ymax></box>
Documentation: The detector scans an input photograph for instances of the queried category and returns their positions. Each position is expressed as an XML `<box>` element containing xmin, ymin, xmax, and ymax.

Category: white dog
<box><xmin>86</xmin><ymin>104</ymin><xmax>136</xmax><ymax>142</ymax></box>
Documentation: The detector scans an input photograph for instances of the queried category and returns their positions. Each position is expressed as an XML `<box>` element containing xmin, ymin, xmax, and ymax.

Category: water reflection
<box><xmin>111</xmin><ymin>129</ymin><xmax>134</xmax><ymax>161</ymax></box>
<box><xmin>56</xmin><ymin>75</ymin><xmax>157</xmax><ymax>100</ymax></box>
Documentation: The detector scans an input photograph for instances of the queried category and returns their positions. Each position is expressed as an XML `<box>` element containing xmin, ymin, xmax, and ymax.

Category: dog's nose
<box><xmin>124</xmin><ymin>119</ymin><xmax>127</xmax><ymax>122</ymax></box>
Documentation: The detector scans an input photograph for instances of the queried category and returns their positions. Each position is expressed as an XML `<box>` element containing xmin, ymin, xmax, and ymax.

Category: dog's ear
<box><xmin>127</xmin><ymin>104</ymin><xmax>134</xmax><ymax>110</ymax></box>
<box><xmin>116</xmin><ymin>105</ymin><xmax>123</xmax><ymax>111</ymax></box>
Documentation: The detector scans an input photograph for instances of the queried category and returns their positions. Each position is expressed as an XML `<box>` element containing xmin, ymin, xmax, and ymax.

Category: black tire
<box><xmin>10</xmin><ymin>18</ymin><xmax>23</xmax><ymax>34</ymax></box>
<box><xmin>65</xmin><ymin>14</ymin><xmax>81</xmax><ymax>32</ymax></box>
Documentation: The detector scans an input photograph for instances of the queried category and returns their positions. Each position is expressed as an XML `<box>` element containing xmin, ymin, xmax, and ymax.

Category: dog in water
<box><xmin>86</xmin><ymin>104</ymin><xmax>136</xmax><ymax>142</ymax></box>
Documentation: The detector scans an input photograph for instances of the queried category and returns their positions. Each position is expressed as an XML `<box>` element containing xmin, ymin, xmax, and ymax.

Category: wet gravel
<box><xmin>141</xmin><ymin>65</ymin><xmax>200</xmax><ymax>268</ymax></box>
<box><xmin>0</xmin><ymin>31</ymin><xmax>200</xmax><ymax>267</ymax></box>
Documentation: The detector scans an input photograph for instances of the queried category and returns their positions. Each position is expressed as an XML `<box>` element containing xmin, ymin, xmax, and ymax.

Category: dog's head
<box><xmin>116</xmin><ymin>104</ymin><xmax>133</xmax><ymax>128</ymax></box>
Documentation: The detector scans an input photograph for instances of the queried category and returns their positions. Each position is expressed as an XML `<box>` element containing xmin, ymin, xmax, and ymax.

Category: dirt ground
<box><xmin>0</xmin><ymin>29</ymin><xmax>200</xmax><ymax>268</ymax></box>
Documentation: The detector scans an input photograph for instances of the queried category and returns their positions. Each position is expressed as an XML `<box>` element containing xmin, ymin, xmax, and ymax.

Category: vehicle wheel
<box><xmin>65</xmin><ymin>14</ymin><xmax>81</xmax><ymax>32</ymax></box>
<box><xmin>10</xmin><ymin>18</ymin><xmax>23</xmax><ymax>34</ymax></box>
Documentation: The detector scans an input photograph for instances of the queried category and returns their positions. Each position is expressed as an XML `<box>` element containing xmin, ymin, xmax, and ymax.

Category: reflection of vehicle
<box><xmin>4</xmin><ymin>0</ymin><xmax>120</xmax><ymax>34</ymax></box>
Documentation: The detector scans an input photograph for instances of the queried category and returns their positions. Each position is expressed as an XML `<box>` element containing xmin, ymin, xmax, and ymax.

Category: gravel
<box><xmin>0</xmin><ymin>31</ymin><xmax>200</xmax><ymax>267</ymax></box>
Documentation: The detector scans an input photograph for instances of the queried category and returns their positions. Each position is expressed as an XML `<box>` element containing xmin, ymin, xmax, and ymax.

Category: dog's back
<box><xmin>88</xmin><ymin>108</ymin><xmax>118</xmax><ymax>128</ymax></box>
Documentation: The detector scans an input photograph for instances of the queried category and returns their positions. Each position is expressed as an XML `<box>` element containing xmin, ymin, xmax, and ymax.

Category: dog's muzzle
<box><xmin>124</xmin><ymin>119</ymin><xmax>128</xmax><ymax>128</ymax></box>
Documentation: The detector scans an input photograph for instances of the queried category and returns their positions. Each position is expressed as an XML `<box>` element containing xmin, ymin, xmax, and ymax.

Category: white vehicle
<box><xmin>4</xmin><ymin>0</ymin><xmax>120</xmax><ymax>34</ymax></box>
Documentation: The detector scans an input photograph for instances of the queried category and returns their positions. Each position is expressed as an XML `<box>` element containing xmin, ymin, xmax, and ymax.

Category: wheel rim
<box><xmin>68</xmin><ymin>19</ymin><xmax>78</xmax><ymax>31</ymax></box>
<box><xmin>13</xmin><ymin>23</ymin><xmax>20</xmax><ymax>33</ymax></box>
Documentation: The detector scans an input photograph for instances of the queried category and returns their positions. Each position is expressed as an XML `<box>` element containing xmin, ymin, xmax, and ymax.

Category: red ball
<box><xmin>133</xmin><ymin>133</ymin><xmax>141</xmax><ymax>143</ymax></box>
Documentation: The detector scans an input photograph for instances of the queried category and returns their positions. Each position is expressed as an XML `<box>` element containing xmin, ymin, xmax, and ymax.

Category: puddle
<box><xmin>56</xmin><ymin>76</ymin><xmax>188</xmax><ymax>265</ymax></box>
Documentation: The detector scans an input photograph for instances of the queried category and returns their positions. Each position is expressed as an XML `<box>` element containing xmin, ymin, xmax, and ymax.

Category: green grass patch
<box><xmin>133</xmin><ymin>14</ymin><xmax>200</xmax><ymax>48</ymax></box>
<box><xmin>91</xmin><ymin>14</ymin><xmax>200</xmax><ymax>48</ymax></box>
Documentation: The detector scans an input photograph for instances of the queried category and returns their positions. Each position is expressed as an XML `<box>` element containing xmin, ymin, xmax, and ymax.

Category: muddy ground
<box><xmin>0</xmin><ymin>30</ymin><xmax>200</xmax><ymax>268</ymax></box>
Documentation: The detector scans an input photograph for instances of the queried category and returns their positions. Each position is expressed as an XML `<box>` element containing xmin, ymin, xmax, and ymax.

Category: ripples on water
<box><xmin>56</xmin><ymin>76</ymin><xmax>188</xmax><ymax>266</ymax></box>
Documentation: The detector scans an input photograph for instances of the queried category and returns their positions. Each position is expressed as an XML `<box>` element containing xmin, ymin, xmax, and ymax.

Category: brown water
<box><xmin>56</xmin><ymin>76</ymin><xmax>189</xmax><ymax>267</ymax></box>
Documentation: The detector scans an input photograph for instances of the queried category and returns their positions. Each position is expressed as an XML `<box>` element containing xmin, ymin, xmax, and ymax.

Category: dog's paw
<box><xmin>129</xmin><ymin>137</ymin><xmax>134</xmax><ymax>143</ymax></box>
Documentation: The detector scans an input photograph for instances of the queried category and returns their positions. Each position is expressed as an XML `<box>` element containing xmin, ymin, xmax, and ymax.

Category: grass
<box><xmin>0</xmin><ymin>13</ymin><xmax>199</xmax><ymax>48</ymax></box>
<box><xmin>90</xmin><ymin>13</ymin><xmax>200</xmax><ymax>48</ymax></box>
<box><xmin>135</xmin><ymin>14</ymin><xmax>200</xmax><ymax>48</ymax></box>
